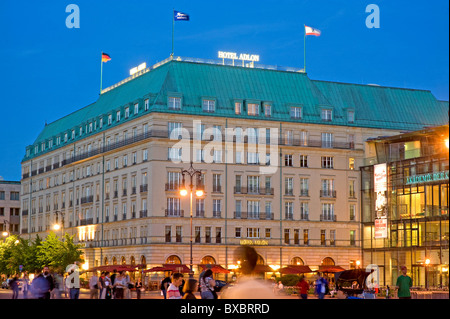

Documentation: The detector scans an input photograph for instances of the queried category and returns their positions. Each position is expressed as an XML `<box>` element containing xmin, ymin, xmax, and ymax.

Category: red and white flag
<box><xmin>305</xmin><ymin>25</ymin><xmax>321</xmax><ymax>36</ymax></box>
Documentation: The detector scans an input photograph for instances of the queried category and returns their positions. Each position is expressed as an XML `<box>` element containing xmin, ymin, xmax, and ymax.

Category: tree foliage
<box><xmin>0</xmin><ymin>233</ymin><xmax>84</xmax><ymax>276</ymax></box>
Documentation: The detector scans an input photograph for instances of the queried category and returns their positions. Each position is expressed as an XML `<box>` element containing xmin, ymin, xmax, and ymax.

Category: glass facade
<box><xmin>361</xmin><ymin>126</ymin><xmax>449</xmax><ymax>289</ymax></box>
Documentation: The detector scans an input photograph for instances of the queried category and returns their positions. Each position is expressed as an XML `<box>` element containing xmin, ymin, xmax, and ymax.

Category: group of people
<box><xmin>89</xmin><ymin>270</ymin><xmax>143</xmax><ymax>299</ymax></box>
<box><xmin>160</xmin><ymin>268</ymin><xmax>219</xmax><ymax>300</ymax></box>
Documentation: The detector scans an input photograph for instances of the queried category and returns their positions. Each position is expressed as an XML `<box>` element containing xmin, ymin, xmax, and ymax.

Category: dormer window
<box><xmin>321</xmin><ymin>109</ymin><xmax>332</xmax><ymax>122</ymax></box>
<box><xmin>247</xmin><ymin>103</ymin><xmax>259</xmax><ymax>116</ymax></box>
<box><xmin>203</xmin><ymin>99</ymin><xmax>215</xmax><ymax>113</ymax></box>
<box><xmin>347</xmin><ymin>110</ymin><xmax>355</xmax><ymax>123</ymax></box>
<box><xmin>169</xmin><ymin>97</ymin><xmax>182</xmax><ymax>110</ymax></box>
<box><xmin>290</xmin><ymin>107</ymin><xmax>302</xmax><ymax>119</ymax></box>
<box><xmin>116</xmin><ymin>111</ymin><xmax>121</xmax><ymax>122</ymax></box>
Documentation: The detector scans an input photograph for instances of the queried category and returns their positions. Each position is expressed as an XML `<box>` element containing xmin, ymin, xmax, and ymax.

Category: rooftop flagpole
<box><xmin>304</xmin><ymin>24</ymin><xmax>306</xmax><ymax>73</ymax></box>
<box><xmin>100</xmin><ymin>51</ymin><xmax>104</xmax><ymax>94</ymax></box>
<box><xmin>171</xmin><ymin>9</ymin><xmax>175</xmax><ymax>57</ymax></box>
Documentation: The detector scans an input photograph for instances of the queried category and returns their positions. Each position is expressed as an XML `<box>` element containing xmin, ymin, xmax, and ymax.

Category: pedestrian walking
<box><xmin>396</xmin><ymin>266</ymin><xmax>412</xmax><ymax>299</ymax></box>
<box><xmin>51</xmin><ymin>272</ymin><xmax>63</xmax><ymax>299</ymax></box>
<box><xmin>167</xmin><ymin>273</ymin><xmax>184</xmax><ymax>299</ymax></box>
<box><xmin>110</xmin><ymin>269</ymin><xmax>117</xmax><ymax>299</ymax></box>
<box><xmin>66</xmin><ymin>263</ymin><xmax>80</xmax><ymax>299</ymax></box>
<box><xmin>89</xmin><ymin>272</ymin><xmax>100</xmax><ymax>299</ymax></box>
<box><xmin>10</xmin><ymin>275</ymin><xmax>20</xmax><ymax>299</ymax></box>
<box><xmin>315</xmin><ymin>275</ymin><xmax>328</xmax><ymax>300</ymax></box>
<box><xmin>182</xmin><ymin>278</ymin><xmax>198</xmax><ymax>299</ymax></box>
<box><xmin>296</xmin><ymin>276</ymin><xmax>310</xmax><ymax>299</ymax></box>
<box><xmin>124</xmin><ymin>272</ymin><xmax>132</xmax><ymax>299</ymax></box>
<box><xmin>21</xmin><ymin>273</ymin><xmax>30</xmax><ymax>299</ymax></box>
<box><xmin>199</xmin><ymin>269</ymin><xmax>216</xmax><ymax>299</ymax></box>
<box><xmin>160</xmin><ymin>276</ymin><xmax>171</xmax><ymax>299</ymax></box>
<box><xmin>135</xmin><ymin>279</ymin><xmax>143</xmax><ymax>299</ymax></box>
<box><xmin>385</xmin><ymin>285</ymin><xmax>391</xmax><ymax>299</ymax></box>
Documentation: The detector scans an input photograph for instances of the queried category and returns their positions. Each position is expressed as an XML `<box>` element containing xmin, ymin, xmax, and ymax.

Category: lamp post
<box><xmin>180</xmin><ymin>162</ymin><xmax>204</xmax><ymax>278</ymax></box>
<box><xmin>2</xmin><ymin>220</ymin><xmax>11</xmax><ymax>237</ymax></box>
<box><xmin>53</xmin><ymin>211</ymin><xmax>65</xmax><ymax>240</ymax></box>
<box><xmin>425</xmin><ymin>258</ymin><xmax>431</xmax><ymax>290</ymax></box>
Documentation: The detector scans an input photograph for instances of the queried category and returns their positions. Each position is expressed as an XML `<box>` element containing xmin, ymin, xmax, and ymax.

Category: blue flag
<box><xmin>174</xmin><ymin>11</ymin><xmax>190</xmax><ymax>21</ymax></box>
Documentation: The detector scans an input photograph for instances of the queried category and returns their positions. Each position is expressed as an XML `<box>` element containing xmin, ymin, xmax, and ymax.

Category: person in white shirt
<box><xmin>167</xmin><ymin>273</ymin><xmax>184</xmax><ymax>299</ymax></box>
<box><xmin>89</xmin><ymin>273</ymin><xmax>100</xmax><ymax>299</ymax></box>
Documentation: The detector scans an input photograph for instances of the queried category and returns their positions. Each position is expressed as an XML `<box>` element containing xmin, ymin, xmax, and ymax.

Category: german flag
<box><xmin>102</xmin><ymin>52</ymin><xmax>111</xmax><ymax>63</ymax></box>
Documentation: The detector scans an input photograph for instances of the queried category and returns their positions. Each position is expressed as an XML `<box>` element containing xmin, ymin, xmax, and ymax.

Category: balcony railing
<box><xmin>165</xmin><ymin>209</ymin><xmax>184</xmax><ymax>217</ymax></box>
<box><xmin>320</xmin><ymin>190</ymin><xmax>337</xmax><ymax>198</ymax></box>
<box><xmin>320</xmin><ymin>214</ymin><xmax>337</xmax><ymax>222</ymax></box>
<box><xmin>140</xmin><ymin>184</ymin><xmax>148</xmax><ymax>193</ymax></box>
<box><xmin>81</xmin><ymin>196</ymin><xmax>94</xmax><ymax>204</ymax></box>
<box><xmin>234</xmin><ymin>187</ymin><xmax>274</xmax><ymax>195</ymax></box>
<box><xmin>140</xmin><ymin>210</ymin><xmax>148</xmax><ymax>218</ymax></box>
<box><xmin>233</xmin><ymin>211</ymin><xmax>274</xmax><ymax>220</ymax></box>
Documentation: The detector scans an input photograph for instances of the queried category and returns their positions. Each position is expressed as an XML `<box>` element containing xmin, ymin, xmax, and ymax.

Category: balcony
<box><xmin>212</xmin><ymin>186</ymin><xmax>222</xmax><ymax>193</ymax></box>
<box><xmin>165</xmin><ymin>183</ymin><xmax>180</xmax><ymax>191</ymax></box>
<box><xmin>165</xmin><ymin>209</ymin><xmax>184</xmax><ymax>217</ymax></box>
<box><xmin>234</xmin><ymin>211</ymin><xmax>274</xmax><ymax>220</ymax></box>
<box><xmin>22</xmin><ymin>210</ymin><xmax>29</xmax><ymax>216</ymax></box>
<box><xmin>195</xmin><ymin>210</ymin><xmax>205</xmax><ymax>218</ymax></box>
<box><xmin>300</xmin><ymin>190</ymin><xmax>309</xmax><ymax>197</ymax></box>
<box><xmin>80</xmin><ymin>218</ymin><xmax>94</xmax><ymax>226</ymax></box>
<box><xmin>140</xmin><ymin>184</ymin><xmax>148</xmax><ymax>193</ymax></box>
<box><xmin>81</xmin><ymin>196</ymin><xmax>94</xmax><ymax>204</ymax></box>
<box><xmin>320</xmin><ymin>214</ymin><xmax>337</xmax><ymax>222</ymax></box>
<box><xmin>213</xmin><ymin>211</ymin><xmax>221</xmax><ymax>218</ymax></box>
<box><xmin>234</xmin><ymin>187</ymin><xmax>274</xmax><ymax>196</ymax></box>
<box><xmin>320</xmin><ymin>190</ymin><xmax>337</xmax><ymax>198</ymax></box>
<box><xmin>140</xmin><ymin>210</ymin><xmax>148</xmax><ymax>218</ymax></box>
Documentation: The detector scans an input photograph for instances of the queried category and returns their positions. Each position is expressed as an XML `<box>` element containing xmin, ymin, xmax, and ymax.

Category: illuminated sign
<box><xmin>374</xmin><ymin>164</ymin><xmax>387</xmax><ymax>193</ymax></box>
<box><xmin>406</xmin><ymin>171</ymin><xmax>449</xmax><ymax>185</ymax></box>
<box><xmin>240</xmin><ymin>239</ymin><xmax>268</xmax><ymax>246</ymax></box>
<box><xmin>374</xmin><ymin>218</ymin><xmax>388</xmax><ymax>239</ymax></box>
<box><xmin>218</xmin><ymin>51</ymin><xmax>260</xmax><ymax>62</ymax></box>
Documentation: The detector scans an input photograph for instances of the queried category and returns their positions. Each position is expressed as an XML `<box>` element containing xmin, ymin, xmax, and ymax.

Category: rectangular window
<box><xmin>350</xmin><ymin>204</ymin><xmax>356</xmax><ymax>221</ymax></box>
<box><xmin>321</xmin><ymin>109</ymin><xmax>332</xmax><ymax>121</ymax></box>
<box><xmin>321</xmin><ymin>156</ymin><xmax>334</xmax><ymax>169</ymax></box>
<box><xmin>247</xmin><ymin>200</ymin><xmax>260</xmax><ymax>219</ymax></box>
<box><xmin>300</xmin><ymin>202</ymin><xmax>309</xmax><ymax>220</ymax></box>
<box><xmin>108</xmin><ymin>115</ymin><xmax>112</xmax><ymax>125</ymax></box>
<box><xmin>303</xmin><ymin>229</ymin><xmax>309</xmax><ymax>245</ymax></box>
<box><xmin>216</xmin><ymin>227</ymin><xmax>222</xmax><ymax>244</ymax></box>
<box><xmin>247</xmin><ymin>176</ymin><xmax>260</xmax><ymax>194</ymax></box>
<box><xmin>116</xmin><ymin>111</ymin><xmax>121</xmax><ymax>122</ymax></box>
<box><xmin>285</xmin><ymin>130</ymin><xmax>293</xmax><ymax>145</ymax></box>
<box><xmin>169</xmin><ymin>97</ymin><xmax>181</xmax><ymax>110</ymax></box>
<box><xmin>347</xmin><ymin>111</ymin><xmax>355</xmax><ymax>123</ymax></box>
<box><xmin>165</xmin><ymin>226</ymin><xmax>171</xmax><ymax>242</ymax></box>
<box><xmin>205</xmin><ymin>227</ymin><xmax>211</xmax><ymax>243</ymax></box>
<box><xmin>349</xmin><ymin>158</ymin><xmax>355</xmax><ymax>170</ymax></box>
<box><xmin>285</xmin><ymin>202</ymin><xmax>294</xmax><ymax>220</ymax></box>
<box><xmin>194</xmin><ymin>226</ymin><xmax>201</xmax><ymax>243</ymax></box>
<box><xmin>134</xmin><ymin>103</ymin><xmax>139</xmax><ymax>114</ymax></box>
<box><xmin>290</xmin><ymin>107</ymin><xmax>302</xmax><ymax>119</ymax></box>
<box><xmin>284</xmin><ymin>154</ymin><xmax>293</xmax><ymax>167</ymax></box>
<box><xmin>322</xmin><ymin>203</ymin><xmax>335</xmax><ymax>221</ymax></box>
<box><xmin>285</xmin><ymin>177</ymin><xmax>294</xmax><ymax>195</ymax></box>
<box><xmin>144</xmin><ymin>99</ymin><xmax>149</xmax><ymax>111</ymax></box>
<box><xmin>235</xmin><ymin>227</ymin><xmax>242</xmax><ymax>238</ymax></box>
<box><xmin>294</xmin><ymin>229</ymin><xmax>300</xmax><ymax>245</ymax></box>
<box><xmin>213</xmin><ymin>199</ymin><xmax>221</xmax><ymax>218</ymax></box>
<box><xmin>247</xmin><ymin>227</ymin><xmax>260</xmax><ymax>238</ymax></box>
<box><xmin>196</xmin><ymin>199</ymin><xmax>205</xmax><ymax>217</ymax></box>
<box><xmin>125</xmin><ymin>107</ymin><xmax>130</xmax><ymax>118</ymax></box>
<box><xmin>265</xmin><ymin>228</ymin><xmax>271</xmax><ymax>238</ymax></box>
<box><xmin>330</xmin><ymin>230</ymin><xmax>336</xmax><ymax>246</ymax></box>
<box><xmin>321</xmin><ymin>133</ymin><xmax>333</xmax><ymax>148</ymax></box>
<box><xmin>203</xmin><ymin>100</ymin><xmax>215</xmax><ymax>112</ymax></box>
<box><xmin>349</xmin><ymin>180</ymin><xmax>356</xmax><ymax>198</ymax></box>
<box><xmin>300</xmin><ymin>155</ymin><xmax>308</xmax><ymax>168</ymax></box>
<box><xmin>213</xmin><ymin>174</ymin><xmax>221</xmax><ymax>193</ymax></box>
<box><xmin>350</xmin><ymin>230</ymin><xmax>356</xmax><ymax>246</ymax></box>
<box><xmin>247</xmin><ymin>103</ymin><xmax>260</xmax><ymax>116</ymax></box>
<box><xmin>321</xmin><ymin>230</ymin><xmax>326</xmax><ymax>246</ymax></box>
<box><xmin>284</xmin><ymin>229</ymin><xmax>290</xmax><ymax>244</ymax></box>
<box><xmin>264</xmin><ymin>104</ymin><xmax>272</xmax><ymax>117</ymax></box>
<box><xmin>176</xmin><ymin>226</ymin><xmax>182</xmax><ymax>243</ymax></box>
<box><xmin>235</xmin><ymin>102</ymin><xmax>242</xmax><ymax>115</ymax></box>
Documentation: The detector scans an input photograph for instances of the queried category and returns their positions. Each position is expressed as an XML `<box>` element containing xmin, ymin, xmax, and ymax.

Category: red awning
<box><xmin>253</xmin><ymin>264</ymin><xmax>275</xmax><ymax>273</ymax></box>
<box><xmin>162</xmin><ymin>264</ymin><xmax>191</xmax><ymax>273</ymax></box>
<box><xmin>91</xmin><ymin>265</ymin><xmax>139</xmax><ymax>273</ymax></box>
<box><xmin>279</xmin><ymin>265</ymin><xmax>313</xmax><ymax>274</ymax></box>
<box><xmin>198</xmin><ymin>264</ymin><xmax>230</xmax><ymax>274</ymax></box>
<box><xmin>143</xmin><ymin>266</ymin><xmax>171</xmax><ymax>273</ymax></box>
<box><xmin>318</xmin><ymin>265</ymin><xmax>346</xmax><ymax>273</ymax></box>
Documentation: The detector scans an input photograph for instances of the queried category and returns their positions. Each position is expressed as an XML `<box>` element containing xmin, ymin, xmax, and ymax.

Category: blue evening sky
<box><xmin>0</xmin><ymin>0</ymin><xmax>448</xmax><ymax>181</ymax></box>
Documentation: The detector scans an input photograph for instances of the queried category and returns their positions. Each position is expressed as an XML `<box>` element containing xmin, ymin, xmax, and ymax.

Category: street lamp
<box><xmin>2</xmin><ymin>220</ymin><xmax>11</xmax><ymax>237</ymax></box>
<box><xmin>180</xmin><ymin>161</ymin><xmax>204</xmax><ymax>278</ymax></box>
<box><xmin>53</xmin><ymin>211</ymin><xmax>65</xmax><ymax>240</ymax></box>
<box><xmin>425</xmin><ymin>258</ymin><xmax>431</xmax><ymax>290</ymax></box>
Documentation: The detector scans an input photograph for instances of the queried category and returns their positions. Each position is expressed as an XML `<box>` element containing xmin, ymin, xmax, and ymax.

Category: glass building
<box><xmin>361</xmin><ymin>125</ymin><xmax>449</xmax><ymax>289</ymax></box>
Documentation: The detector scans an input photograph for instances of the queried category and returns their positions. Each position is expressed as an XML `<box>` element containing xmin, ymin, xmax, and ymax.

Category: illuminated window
<box><xmin>264</xmin><ymin>104</ymin><xmax>272</xmax><ymax>117</ymax></box>
<box><xmin>235</xmin><ymin>102</ymin><xmax>242</xmax><ymax>115</ymax></box>
<box><xmin>349</xmin><ymin>158</ymin><xmax>355</xmax><ymax>170</ymax></box>
<box><xmin>247</xmin><ymin>103</ymin><xmax>259</xmax><ymax>116</ymax></box>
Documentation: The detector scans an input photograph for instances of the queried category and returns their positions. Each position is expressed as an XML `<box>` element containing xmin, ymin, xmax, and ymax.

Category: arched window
<box><xmin>140</xmin><ymin>255</ymin><xmax>147</xmax><ymax>266</ymax></box>
<box><xmin>112</xmin><ymin>256</ymin><xmax>117</xmax><ymax>265</ymax></box>
<box><xmin>321</xmin><ymin>257</ymin><xmax>335</xmax><ymax>266</ymax></box>
<box><xmin>165</xmin><ymin>255</ymin><xmax>182</xmax><ymax>264</ymax></box>
<box><xmin>291</xmin><ymin>257</ymin><xmax>304</xmax><ymax>265</ymax></box>
<box><xmin>121</xmin><ymin>256</ymin><xmax>126</xmax><ymax>265</ymax></box>
<box><xmin>130</xmin><ymin>256</ymin><xmax>136</xmax><ymax>266</ymax></box>
<box><xmin>104</xmin><ymin>257</ymin><xmax>108</xmax><ymax>266</ymax></box>
<box><xmin>201</xmin><ymin>256</ymin><xmax>216</xmax><ymax>265</ymax></box>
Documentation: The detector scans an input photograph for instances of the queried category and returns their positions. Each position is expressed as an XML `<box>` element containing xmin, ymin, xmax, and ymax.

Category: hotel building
<box><xmin>20</xmin><ymin>56</ymin><xmax>448</xmax><ymax>280</ymax></box>
<box><xmin>1</xmin><ymin>180</ymin><xmax>21</xmax><ymax>237</ymax></box>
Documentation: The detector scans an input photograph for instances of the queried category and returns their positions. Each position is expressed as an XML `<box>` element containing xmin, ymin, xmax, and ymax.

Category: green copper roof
<box><xmin>24</xmin><ymin>57</ymin><xmax>449</xmax><ymax>162</ymax></box>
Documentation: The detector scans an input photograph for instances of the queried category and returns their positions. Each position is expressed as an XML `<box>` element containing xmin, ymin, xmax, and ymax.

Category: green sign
<box><xmin>406</xmin><ymin>171</ymin><xmax>449</xmax><ymax>185</ymax></box>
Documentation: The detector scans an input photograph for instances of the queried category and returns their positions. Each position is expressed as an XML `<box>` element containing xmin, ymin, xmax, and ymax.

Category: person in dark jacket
<box><xmin>10</xmin><ymin>275</ymin><xmax>20</xmax><ymax>299</ymax></box>
<box><xmin>35</xmin><ymin>266</ymin><xmax>55</xmax><ymax>299</ymax></box>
